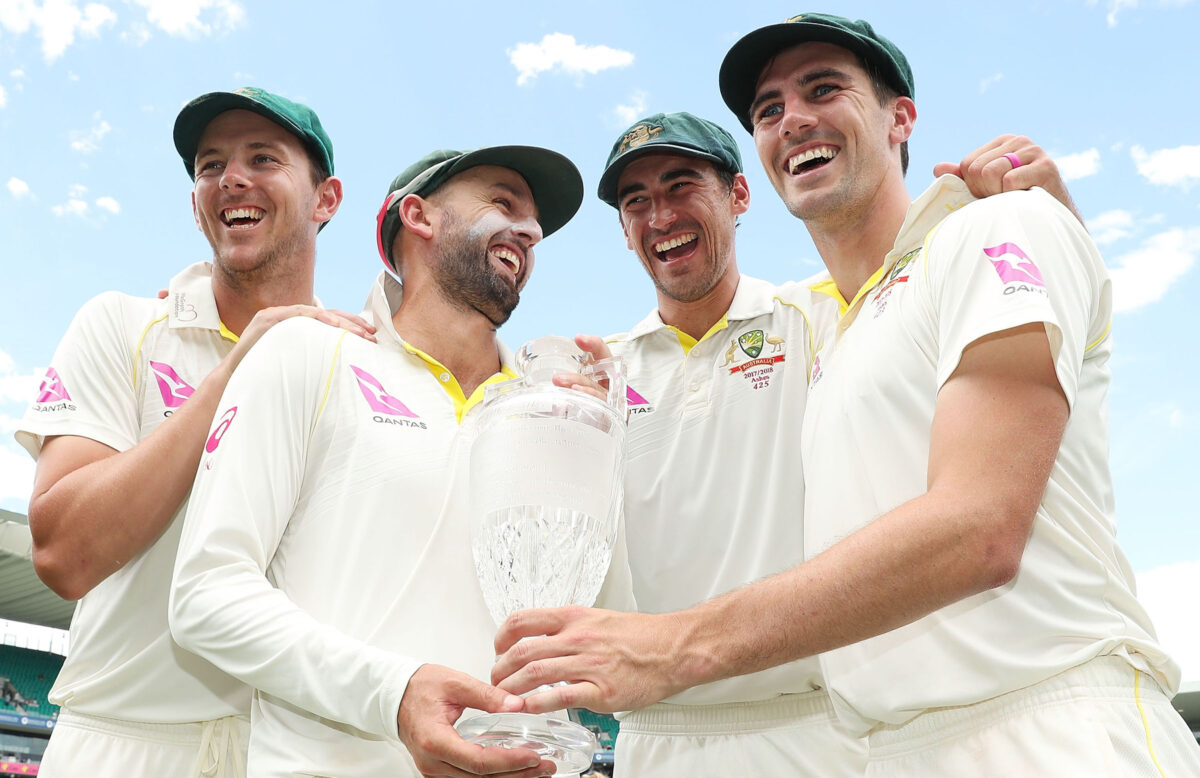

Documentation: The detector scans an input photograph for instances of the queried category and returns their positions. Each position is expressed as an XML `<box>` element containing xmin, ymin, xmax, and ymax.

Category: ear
<box><xmin>313</xmin><ymin>176</ymin><xmax>343</xmax><ymax>223</ymax></box>
<box><xmin>191</xmin><ymin>191</ymin><xmax>202</xmax><ymax>231</ymax></box>
<box><xmin>890</xmin><ymin>96</ymin><xmax>917</xmax><ymax>144</ymax></box>
<box><xmin>399</xmin><ymin>193</ymin><xmax>435</xmax><ymax>240</ymax></box>
<box><xmin>730</xmin><ymin>173</ymin><xmax>751</xmax><ymax>216</ymax></box>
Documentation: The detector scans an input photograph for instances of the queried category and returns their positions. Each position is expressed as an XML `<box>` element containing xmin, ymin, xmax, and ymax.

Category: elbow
<box><xmin>969</xmin><ymin>509</ymin><xmax>1035</xmax><ymax>593</ymax></box>
<box><xmin>31</xmin><ymin>545</ymin><xmax>90</xmax><ymax>602</ymax></box>
<box><xmin>28</xmin><ymin>503</ymin><xmax>91</xmax><ymax>602</ymax></box>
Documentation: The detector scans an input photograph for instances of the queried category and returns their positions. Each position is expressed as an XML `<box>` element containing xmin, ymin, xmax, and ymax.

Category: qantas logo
<box><xmin>149</xmin><ymin>360</ymin><xmax>195</xmax><ymax>408</ymax></box>
<box><xmin>36</xmin><ymin>368</ymin><xmax>71</xmax><ymax>403</ymax></box>
<box><xmin>984</xmin><ymin>242</ymin><xmax>1045</xmax><ymax>287</ymax></box>
<box><xmin>351</xmin><ymin>365</ymin><xmax>423</xmax><ymax>425</ymax></box>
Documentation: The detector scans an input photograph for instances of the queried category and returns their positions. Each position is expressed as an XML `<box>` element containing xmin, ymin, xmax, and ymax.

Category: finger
<box><xmin>958</xmin><ymin>133</ymin><xmax>1016</xmax><ymax>173</ymax></box>
<box><xmin>574</xmin><ymin>334</ymin><xmax>613</xmax><ymax>362</ymax></box>
<box><xmin>494</xmin><ymin>608</ymin><xmax>571</xmax><ymax>655</ymax></box>
<box><xmin>325</xmin><ymin>309</ymin><xmax>378</xmax><ymax>333</ymax></box>
<box><xmin>447</xmin><ymin>674</ymin><xmax>526</xmax><ymax>716</ymax></box>
<box><xmin>931</xmin><ymin>162</ymin><xmax>961</xmax><ymax>178</ymax></box>
<box><xmin>518</xmin><ymin>680</ymin><xmax>603</xmax><ymax>715</ymax></box>
<box><xmin>421</xmin><ymin>736</ymin><xmax>550</xmax><ymax>778</ymax></box>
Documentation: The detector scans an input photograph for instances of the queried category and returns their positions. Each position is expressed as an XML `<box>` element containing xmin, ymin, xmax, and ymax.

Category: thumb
<box><xmin>932</xmin><ymin>162</ymin><xmax>961</xmax><ymax>178</ymax></box>
<box><xmin>575</xmin><ymin>333</ymin><xmax>613</xmax><ymax>362</ymax></box>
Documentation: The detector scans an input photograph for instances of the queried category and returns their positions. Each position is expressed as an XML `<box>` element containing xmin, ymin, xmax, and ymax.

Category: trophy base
<box><xmin>455</xmin><ymin>712</ymin><xmax>597</xmax><ymax>775</ymax></box>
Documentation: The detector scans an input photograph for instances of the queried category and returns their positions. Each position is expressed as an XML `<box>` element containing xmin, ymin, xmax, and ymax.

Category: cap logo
<box><xmin>785</xmin><ymin>14</ymin><xmax>804</xmax><ymax>22</ymax></box>
<box><xmin>619</xmin><ymin>124</ymin><xmax>663</xmax><ymax>153</ymax></box>
<box><xmin>234</xmin><ymin>87</ymin><xmax>260</xmax><ymax>98</ymax></box>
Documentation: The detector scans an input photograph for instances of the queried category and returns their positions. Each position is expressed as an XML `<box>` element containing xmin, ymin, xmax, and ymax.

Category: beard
<box><xmin>433</xmin><ymin>208</ymin><xmax>521</xmax><ymax>327</ymax></box>
<box><xmin>210</xmin><ymin>227</ymin><xmax>308</xmax><ymax>293</ymax></box>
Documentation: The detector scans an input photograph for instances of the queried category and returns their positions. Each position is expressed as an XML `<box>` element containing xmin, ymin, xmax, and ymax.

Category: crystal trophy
<box><xmin>455</xmin><ymin>335</ymin><xmax>626</xmax><ymax>775</ymax></box>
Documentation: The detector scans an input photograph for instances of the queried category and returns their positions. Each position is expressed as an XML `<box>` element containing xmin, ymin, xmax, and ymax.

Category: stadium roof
<box><xmin>0</xmin><ymin>509</ymin><xmax>73</xmax><ymax>630</ymax></box>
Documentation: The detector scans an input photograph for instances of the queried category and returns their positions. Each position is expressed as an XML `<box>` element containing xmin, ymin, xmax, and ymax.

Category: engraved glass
<box><xmin>455</xmin><ymin>335</ymin><xmax>626</xmax><ymax>775</ymax></box>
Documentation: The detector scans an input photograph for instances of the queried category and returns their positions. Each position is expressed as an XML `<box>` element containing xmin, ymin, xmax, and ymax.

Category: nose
<box><xmin>513</xmin><ymin>213</ymin><xmax>543</xmax><ymax>248</ymax></box>
<box><xmin>649</xmin><ymin>200</ymin><xmax>677</xmax><ymax>232</ymax></box>
<box><xmin>780</xmin><ymin>96</ymin><xmax>817</xmax><ymax>138</ymax></box>
<box><xmin>219</xmin><ymin>159</ymin><xmax>250</xmax><ymax>190</ymax></box>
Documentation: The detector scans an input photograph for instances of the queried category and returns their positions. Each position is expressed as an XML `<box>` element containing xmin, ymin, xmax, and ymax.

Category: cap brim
<box><xmin>720</xmin><ymin>22</ymin><xmax>880</xmax><ymax>133</ymax></box>
<box><xmin>597</xmin><ymin>143</ymin><xmax>724</xmax><ymax>207</ymax></box>
<box><xmin>173</xmin><ymin>92</ymin><xmax>307</xmax><ymax>178</ymax></box>
<box><xmin>442</xmin><ymin>146</ymin><xmax>584</xmax><ymax>238</ymax></box>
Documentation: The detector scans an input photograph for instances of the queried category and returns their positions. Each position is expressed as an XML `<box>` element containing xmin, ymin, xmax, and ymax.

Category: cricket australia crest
<box><xmin>723</xmin><ymin>328</ymin><xmax>787</xmax><ymax>390</ymax></box>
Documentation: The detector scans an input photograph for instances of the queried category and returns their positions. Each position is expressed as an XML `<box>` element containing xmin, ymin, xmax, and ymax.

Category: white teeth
<box><xmin>492</xmin><ymin>247</ymin><xmax>521</xmax><ymax>274</ymax></box>
<box><xmin>654</xmin><ymin>233</ymin><xmax>698</xmax><ymax>254</ymax></box>
<box><xmin>788</xmin><ymin>146</ymin><xmax>838</xmax><ymax>174</ymax></box>
<box><xmin>222</xmin><ymin>207</ymin><xmax>265</xmax><ymax>225</ymax></box>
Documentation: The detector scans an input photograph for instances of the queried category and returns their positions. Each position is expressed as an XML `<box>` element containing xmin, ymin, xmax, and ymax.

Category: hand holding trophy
<box><xmin>455</xmin><ymin>336</ymin><xmax>626</xmax><ymax>775</ymax></box>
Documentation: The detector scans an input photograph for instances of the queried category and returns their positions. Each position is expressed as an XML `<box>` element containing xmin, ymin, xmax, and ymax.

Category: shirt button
<box><xmin>689</xmin><ymin>383</ymin><xmax>700</xmax><ymax>392</ymax></box>
<box><xmin>439</xmin><ymin>372</ymin><xmax>450</xmax><ymax>382</ymax></box>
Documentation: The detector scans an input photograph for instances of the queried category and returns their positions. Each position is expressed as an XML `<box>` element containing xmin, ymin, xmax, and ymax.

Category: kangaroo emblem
<box><xmin>721</xmin><ymin>339</ymin><xmax>738</xmax><ymax>366</ymax></box>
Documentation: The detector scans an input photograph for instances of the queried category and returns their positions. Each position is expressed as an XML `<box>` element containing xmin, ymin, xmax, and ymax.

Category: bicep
<box><xmin>929</xmin><ymin>322</ymin><xmax>1068</xmax><ymax>525</ymax></box>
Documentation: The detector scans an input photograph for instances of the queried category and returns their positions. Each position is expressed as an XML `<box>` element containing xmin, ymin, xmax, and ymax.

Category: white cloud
<box><xmin>0</xmin><ymin>444</ymin><xmax>35</xmax><ymax>505</ymax></box>
<box><xmin>7</xmin><ymin>178</ymin><xmax>31</xmax><ymax>199</ymax></box>
<box><xmin>1131</xmin><ymin>144</ymin><xmax>1200</xmax><ymax>189</ymax></box>
<box><xmin>0</xmin><ymin>84</ymin><xmax>6</xmax><ymax>108</ymax></box>
<box><xmin>129</xmin><ymin>0</ymin><xmax>244</xmax><ymax>38</ymax></box>
<box><xmin>119</xmin><ymin>21</ymin><xmax>151</xmax><ymax>45</ymax></box>
<box><xmin>614</xmin><ymin>90</ymin><xmax>648</xmax><ymax>126</ymax></box>
<box><xmin>10</xmin><ymin>68</ymin><xmax>26</xmax><ymax>79</ymax></box>
<box><xmin>1137</xmin><ymin>560</ymin><xmax>1200</xmax><ymax>683</ymax></box>
<box><xmin>1089</xmin><ymin>209</ymin><xmax>1134</xmax><ymax>246</ymax></box>
<box><xmin>35</xmin><ymin>0</ymin><xmax>117</xmax><ymax>62</ymax></box>
<box><xmin>95</xmin><ymin>195</ymin><xmax>119</xmax><ymax>214</ymax></box>
<box><xmin>1054</xmin><ymin>148</ymin><xmax>1100</xmax><ymax>181</ymax></box>
<box><xmin>52</xmin><ymin>198</ymin><xmax>88</xmax><ymax>217</ymax></box>
<box><xmin>1108</xmin><ymin>227</ymin><xmax>1200</xmax><ymax>312</ymax></box>
<box><xmin>67</xmin><ymin>183</ymin><xmax>87</xmax><ymax>198</ymax></box>
<box><xmin>70</xmin><ymin>112</ymin><xmax>110</xmax><ymax>153</ymax></box>
<box><xmin>1103</xmin><ymin>0</ymin><xmax>1139</xmax><ymax>26</ymax></box>
<box><xmin>508</xmin><ymin>33</ymin><xmax>634</xmax><ymax>86</ymax></box>
<box><xmin>978</xmin><ymin>72</ymin><xmax>1003</xmax><ymax>94</ymax></box>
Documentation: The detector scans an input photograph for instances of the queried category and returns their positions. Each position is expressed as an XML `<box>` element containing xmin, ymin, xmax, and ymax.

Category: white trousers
<box><xmin>865</xmin><ymin>655</ymin><xmax>1200</xmax><ymax>777</ymax></box>
<box><xmin>38</xmin><ymin>708</ymin><xmax>249</xmax><ymax>778</ymax></box>
<box><xmin>614</xmin><ymin>690</ymin><xmax>867</xmax><ymax>777</ymax></box>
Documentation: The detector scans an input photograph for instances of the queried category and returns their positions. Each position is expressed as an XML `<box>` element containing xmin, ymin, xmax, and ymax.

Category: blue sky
<box><xmin>0</xmin><ymin>1</ymin><xmax>1197</xmax><ymax>684</ymax></box>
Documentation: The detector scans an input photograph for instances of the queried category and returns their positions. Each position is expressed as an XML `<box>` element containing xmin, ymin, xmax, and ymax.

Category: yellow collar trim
<box><xmin>668</xmin><ymin>314</ymin><xmax>729</xmax><ymax>355</ymax></box>
<box><xmin>218</xmin><ymin>320</ymin><xmax>239</xmax><ymax>343</ymax></box>
<box><xmin>402</xmin><ymin>342</ymin><xmax>516</xmax><ymax>423</ymax></box>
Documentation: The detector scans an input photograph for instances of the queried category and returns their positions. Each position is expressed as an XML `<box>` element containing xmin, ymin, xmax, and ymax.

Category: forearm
<box><xmin>29</xmin><ymin>358</ymin><xmax>235</xmax><ymax>599</ymax></box>
<box><xmin>673</xmin><ymin>488</ymin><xmax>1024</xmax><ymax>691</ymax></box>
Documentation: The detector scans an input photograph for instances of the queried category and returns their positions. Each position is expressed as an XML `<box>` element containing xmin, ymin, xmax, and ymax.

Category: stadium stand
<box><xmin>0</xmin><ymin>646</ymin><xmax>62</xmax><ymax>717</ymax></box>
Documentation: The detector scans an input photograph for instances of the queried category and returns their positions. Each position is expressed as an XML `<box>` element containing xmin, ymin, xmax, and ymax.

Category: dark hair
<box><xmin>857</xmin><ymin>53</ymin><xmax>909</xmax><ymax>176</ymax></box>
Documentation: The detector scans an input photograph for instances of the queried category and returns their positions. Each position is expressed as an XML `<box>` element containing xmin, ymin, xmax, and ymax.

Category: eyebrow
<box><xmin>194</xmin><ymin>140</ymin><xmax>285</xmax><ymax>163</ymax></box>
<box><xmin>749</xmin><ymin>66</ymin><xmax>854</xmax><ymax>121</ymax></box>
<box><xmin>616</xmin><ymin>166</ymin><xmax>704</xmax><ymax>204</ymax></box>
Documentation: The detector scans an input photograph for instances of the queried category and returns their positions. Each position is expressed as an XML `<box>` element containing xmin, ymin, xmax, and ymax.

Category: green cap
<box><xmin>597</xmin><ymin>112</ymin><xmax>742</xmax><ymax>208</ymax></box>
<box><xmin>375</xmin><ymin>146</ymin><xmax>584</xmax><ymax>273</ymax></box>
<box><xmin>173</xmin><ymin>87</ymin><xmax>335</xmax><ymax>179</ymax></box>
<box><xmin>719</xmin><ymin>12</ymin><xmax>914</xmax><ymax>133</ymax></box>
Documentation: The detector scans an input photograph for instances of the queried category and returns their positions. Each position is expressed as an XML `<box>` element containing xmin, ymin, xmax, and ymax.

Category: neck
<box><xmin>391</xmin><ymin>282</ymin><xmax>503</xmax><ymax>398</ymax></box>
<box><xmin>807</xmin><ymin>177</ymin><xmax>912</xmax><ymax>304</ymax></box>
<box><xmin>210</xmin><ymin>257</ymin><xmax>316</xmax><ymax>336</ymax></box>
<box><xmin>657</xmin><ymin>264</ymin><xmax>741</xmax><ymax>342</ymax></box>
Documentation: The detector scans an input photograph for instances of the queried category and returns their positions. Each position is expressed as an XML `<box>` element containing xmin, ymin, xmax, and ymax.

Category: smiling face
<box><xmin>750</xmin><ymin>42</ymin><xmax>912</xmax><ymax>227</ymax></box>
<box><xmin>426</xmin><ymin>165</ymin><xmax>542</xmax><ymax>326</ymax></box>
<box><xmin>191</xmin><ymin>109</ymin><xmax>336</xmax><ymax>284</ymax></box>
<box><xmin>616</xmin><ymin>152</ymin><xmax>748</xmax><ymax>306</ymax></box>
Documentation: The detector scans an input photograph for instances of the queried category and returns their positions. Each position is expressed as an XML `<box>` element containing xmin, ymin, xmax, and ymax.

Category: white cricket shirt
<box><xmin>609</xmin><ymin>274</ymin><xmax>836</xmax><ymax>706</ymax></box>
<box><xmin>15</xmin><ymin>261</ymin><xmax>250</xmax><ymax>723</ymax></box>
<box><xmin>802</xmin><ymin>177</ymin><xmax>1178</xmax><ymax>733</ymax></box>
<box><xmin>171</xmin><ymin>271</ymin><xmax>634</xmax><ymax>777</ymax></box>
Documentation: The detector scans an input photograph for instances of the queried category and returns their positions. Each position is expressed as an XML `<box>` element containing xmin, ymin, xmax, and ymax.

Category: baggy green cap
<box><xmin>375</xmin><ymin>146</ymin><xmax>584</xmax><ymax>274</ymax></box>
<box><xmin>597</xmin><ymin>112</ymin><xmax>743</xmax><ymax>208</ymax></box>
<box><xmin>719</xmin><ymin>12</ymin><xmax>914</xmax><ymax>133</ymax></box>
<box><xmin>173</xmin><ymin>87</ymin><xmax>335</xmax><ymax>179</ymax></box>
